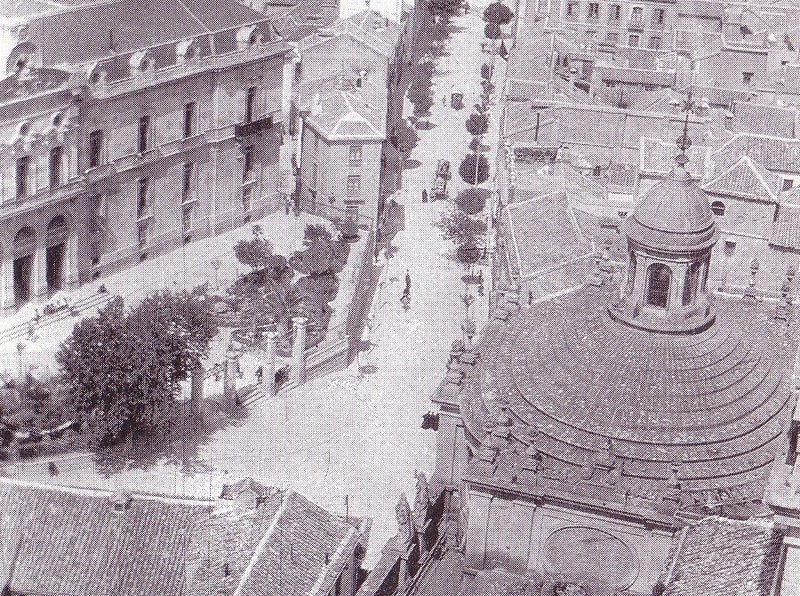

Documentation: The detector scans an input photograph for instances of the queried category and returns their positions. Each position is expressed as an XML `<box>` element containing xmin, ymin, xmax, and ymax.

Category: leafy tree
<box><xmin>395</xmin><ymin>125</ymin><xmax>419</xmax><ymax>154</ymax></box>
<box><xmin>483</xmin><ymin>1</ymin><xmax>514</xmax><ymax>24</ymax></box>
<box><xmin>263</xmin><ymin>281</ymin><xmax>307</xmax><ymax>336</ymax></box>
<box><xmin>466</xmin><ymin>113</ymin><xmax>489</xmax><ymax>137</ymax></box>
<box><xmin>457</xmin><ymin>242</ymin><xmax>482</xmax><ymax>264</ymax></box>
<box><xmin>459</xmin><ymin>153</ymin><xmax>490</xmax><ymax>185</ymax></box>
<box><xmin>413</xmin><ymin>92</ymin><xmax>434</xmax><ymax>121</ymax></box>
<box><xmin>234</xmin><ymin>226</ymin><xmax>274</xmax><ymax>272</ymax></box>
<box><xmin>436</xmin><ymin>207</ymin><xmax>488</xmax><ymax>245</ymax></box>
<box><xmin>484</xmin><ymin>21</ymin><xmax>502</xmax><ymax>39</ymax></box>
<box><xmin>455</xmin><ymin>187</ymin><xmax>490</xmax><ymax>215</ymax></box>
<box><xmin>291</xmin><ymin>239</ymin><xmax>348</xmax><ymax>277</ymax></box>
<box><xmin>429</xmin><ymin>0</ymin><xmax>460</xmax><ymax>15</ymax></box>
<box><xmin>56</xmin><ymin>288</ymin><xmax>218</xmax><ymax>446</ymax></box>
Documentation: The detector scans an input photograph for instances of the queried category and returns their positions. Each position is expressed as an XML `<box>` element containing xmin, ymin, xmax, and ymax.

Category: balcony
<box><xmin>235</xmin><ymin>116</ymin><xmax>273</xmax><ymax>138</ymax></box>
<box><xmin>628</xmin><ymin>17</ymin><xmax>644</xmax><ymax>30</ymax></box>
<box><xmin>85</xmin><ymin>163</ymin><xmax>116</xmax><ymax>184</ymax></box>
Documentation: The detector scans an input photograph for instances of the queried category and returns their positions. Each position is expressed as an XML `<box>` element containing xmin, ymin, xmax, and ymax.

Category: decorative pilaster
<box><xmin>32</xmin><ymin>239</ymin><xmax>47</xmax><ymax>300</ymax></box>
<box><xmin>291</xmin><ymin>316</ymin><xmax>308</xmax><ymax>386</ymax></box>
<box><xmin>262</xmin><ymin>330</ymin><xmax>277</xmax><ymax>397</ymax></box>
<box><xmin>1</xmin><ymin>254</ymin><xmax>15</xmax><ymax>312</ymax></box>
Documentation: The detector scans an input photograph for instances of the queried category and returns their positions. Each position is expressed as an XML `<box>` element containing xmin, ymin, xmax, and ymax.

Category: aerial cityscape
<box><xmin>1</xmin><ymin>0</ymin><xmax>800</xmax><ymax>593</ymax></box>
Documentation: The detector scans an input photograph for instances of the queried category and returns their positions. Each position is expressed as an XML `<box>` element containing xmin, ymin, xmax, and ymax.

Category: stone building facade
<box><xmin>0</xmin><ymin>0</ymin><xmax>290</xmax><ymax>312</ymax></box>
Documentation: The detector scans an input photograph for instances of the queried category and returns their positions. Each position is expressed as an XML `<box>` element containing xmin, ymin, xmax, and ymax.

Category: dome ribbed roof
<box><xmin>626</xmin><ymin>165</ymin><xmax>718</xmax><ymax>251</ymax></box>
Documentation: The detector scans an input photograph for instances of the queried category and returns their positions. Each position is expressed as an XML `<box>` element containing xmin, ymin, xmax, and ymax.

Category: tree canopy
<box><xmin>484</xmin><ymin>21</ymin><xmax>502</xmax><ymax>39</ymax></box>
<box><xmin>483</xmin><ymin>2</ymin><xmax>514</xmax><ymax>24</ymax></box>
<box><xmin>56</xmin><ymin>288</ymin><xmax>218</xmax><ymax>445</ymax></box>
<box><xmin>466</xmin><ymin>113</ymin><xmax>489</xmax><ymax>137</ymax></box>
<box><xmin>459</xmin><ymin>153</ymin><xmax>490</xmax><ymax>185</ymax></box>
<box><xmin>234</xmin><ymin>226</ymin><xmax>274</xmax><ymax>272</ymax></box>
<box><xmin>436</xmin><ymin>207</ymin><xmax>488</xmax><ymax>245</ymax></box>
<box><xmin>455</xmin><ymin>187</ymin><xmax>490</xmax><ymax>215</ymax></box>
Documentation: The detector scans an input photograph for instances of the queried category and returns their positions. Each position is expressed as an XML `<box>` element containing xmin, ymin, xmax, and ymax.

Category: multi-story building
<box><xmin>548</xmin><ymin>0</ymin><xmax>678</xmax><ymax>51</ymax></box>
<box><xmin>0</xmin><ymin>0</ymin><xmax>290</xmax><ymax>312</ymax></box>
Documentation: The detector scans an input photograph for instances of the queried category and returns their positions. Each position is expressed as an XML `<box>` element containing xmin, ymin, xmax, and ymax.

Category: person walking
<box><xmin>405</xmin><ymin>269</ymin><xmax>412</xmax><ymax>295</ymax></box>
<box><xmin>422</xmin><ymin>189</ymin><xmax>428</xmax><ymax>203</ymax></box>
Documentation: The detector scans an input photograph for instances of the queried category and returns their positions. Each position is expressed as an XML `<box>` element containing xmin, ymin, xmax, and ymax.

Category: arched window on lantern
<box><xmin>626</xmin><ymin>252</ymin><xmax>636</xmax><ymax>294</ymax></box>
<box><xmin>646</xmin><ymin>263</ymin><xmax>671</xmax><ymax>308</ymax></box>
<box><xmin>682</xmin><ymin>260</ymin><xmax>702</xmax><ymax>306</ymax></box>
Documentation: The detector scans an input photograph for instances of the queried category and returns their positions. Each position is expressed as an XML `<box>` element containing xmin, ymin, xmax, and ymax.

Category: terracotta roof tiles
<box><xmin>702</xmin><ymin>155</ymin><xmax>781</xmax><ymax>201</ymax></box>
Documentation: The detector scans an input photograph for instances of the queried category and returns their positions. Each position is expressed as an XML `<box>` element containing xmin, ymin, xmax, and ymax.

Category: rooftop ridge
<box><xmin>0</xmin><ymin>476</ymin><xmax>216</xmax><ymax>504</ymax></box>
<box><xmin>308</xmin><ymin>525</ymin><xmax>358</xmax><ymax>596</ymax></box>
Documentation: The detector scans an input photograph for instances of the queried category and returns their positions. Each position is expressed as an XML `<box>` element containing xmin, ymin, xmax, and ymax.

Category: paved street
<box><xmin>0</xmin><ymin>2</ymin><xmax>500</xmax><ymax>566</ymax></box>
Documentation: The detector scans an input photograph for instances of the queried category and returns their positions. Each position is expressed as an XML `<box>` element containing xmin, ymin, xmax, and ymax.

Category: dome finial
<box><xmin>675</xmin><ymin>91</ymin><xmax>695</xmax><ymax>168</ymax></box>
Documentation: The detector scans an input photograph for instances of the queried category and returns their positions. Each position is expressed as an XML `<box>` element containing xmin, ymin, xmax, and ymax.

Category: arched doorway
<box><xmin>13</xmin><ymin>227</ymin><xmax>35</xmax><ymax>307</ymax></box>
<box><xmin>46</xmin><ymin>215</ymin><xmax>68</xmax><ymax>294</ymax></box>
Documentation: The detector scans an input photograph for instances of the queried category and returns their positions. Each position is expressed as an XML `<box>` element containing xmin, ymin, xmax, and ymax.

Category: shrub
<box><xmin>459</xmin><ymin>153</ymin><xmax>490</xmax><ymax>185</ymax></box>
<box><xmin>234</xmin><ymin>226</ymin><xmax>274</xmax><ymax>272</ymax></box>
<box><xmin>483</xmin><ymin>1</ymin><xmax>514</xmax><ymax>24</ymax></box>
<box><xmin>304</xmin><ymin>224</ymin><xmax>333</xmax><ymax>245</ymax></box>
<box><xmin>455</xmin><ymin>187</ymin><xmax>490</xmax><ymax>215</ymax></box>
<box><xmin>466</xmin><ymin>113</ymin><xmax>489</xmax><ymax>137</ymax></box>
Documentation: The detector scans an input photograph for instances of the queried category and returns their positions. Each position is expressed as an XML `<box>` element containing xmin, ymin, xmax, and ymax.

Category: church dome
<box><xmin>625</xmin><ymin>165</ymin><xmax>718</xmax><ymax>252</ymax></box>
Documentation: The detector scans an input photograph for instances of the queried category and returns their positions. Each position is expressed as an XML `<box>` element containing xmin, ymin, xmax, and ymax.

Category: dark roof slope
<box><xmin>662</xmin><ymin>517</ymin><xmax>784</xmax><ymax>596</ymax></box>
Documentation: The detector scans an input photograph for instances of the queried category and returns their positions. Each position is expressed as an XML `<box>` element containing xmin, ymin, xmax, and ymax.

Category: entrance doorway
<box><xmin>46</xmin><ymin>216</ymin><xmax>67</xmax><ymax>295</ymax></box>
<box><xmin>13</xmin><ymin>227</ymin><xmax>35</xmax><ymax>308</ymax></box>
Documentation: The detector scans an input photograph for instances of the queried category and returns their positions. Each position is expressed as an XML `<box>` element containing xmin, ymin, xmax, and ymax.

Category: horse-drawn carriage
<box><xmin>432</xmin><ymin>159</ymin><xmax>451</xmax><ymax>201</ymax></box>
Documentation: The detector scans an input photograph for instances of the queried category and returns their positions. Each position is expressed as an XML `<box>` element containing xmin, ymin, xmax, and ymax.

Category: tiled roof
<box><xmin>593</xmin><ymin>65</ymin><xmax>675</xmax><ymax>87</ymax></box>
<box><xmin>313</xmin><ymin>8</ymin><xmax>403</xmax><ymax>58</ymax></box>
<box><xmin>19</xmin><ymin>0</ymin><xmax>271</xmax><ymax>68</ymax></box>
<box><xmin>304</xmin><ymin>89</ymin><xmax>385</xmax><ymax>140</ymax></box>
<box><xmin>714</xmin><ymin>133</ymin><xmax>800</xmax><ymax>174</ymax></box>
<box><xmin>0</xmin><ymin>477</ymin><xmax>363</xmax><ymax>596</ymax></box>
<box><xmin>662</xmin><ymin>517</ymin><xmax>784</xmax><ymax>596</ymax></box>
<box><xmin>770</xmin><ymin>188</ymin><xmax>800</xmax><ymax>249</ymax></box>
<box><xmin>270</xmin><ymin>0</ymin><xmax>339</xmax><ymax>41</ymax></box>
<box><xmin>702</xmin><ymin>155</ymin><xmax>781</xmax><ymax>201</ymax></box>
<box><xmin>640</xmin><ymin>137</ymin><xmax>710</xmax><ymax>179</ymax></box>
<box><xmin>731</xmin><ymin>101</ymin><xmax>797</xmax><ymax>138</ymax></box>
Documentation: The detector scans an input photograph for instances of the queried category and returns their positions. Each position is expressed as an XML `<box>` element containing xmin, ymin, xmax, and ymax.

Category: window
<box><xmin>335</xmin><ymin>574</ymin><xmax>342</xmax><ymax>596</ymax></box>
<box><xmin>242</xmin><ymin>186</ymin><xmax>252</xmax><ymax>212</ymax></box>
<box><xmin>711</xmin><ymin>200</ymin><xmax>726</xmax><ymax>216</ymax></box>
<box><xmin>628</xmin><ymin>34</ymin><xmax>639</xmax><ymax>46</ymax></box>
<box><xmin>654</xmin><ymin>8</ymin><xmax>664</xmax><ymax>23</ymax></box>
<box><xmin>626</xmin><ymin>252</ymin><xmax>636</xmax><ymax>294</ymax></box>
<box><xmin>311</xmin><ymin>162</ymin><xmax>318</xmax><ymax>189</ymax></box>
<box><xmin>349</xmin><ymin>145</ymin><xmax>362</xmax><ymax>167</ymax></box>
<box><xmin>566</xmin><ymin>2</ymin><xmax>576</xmax><ymax>16</ymax></box>
<box><xmin>182</xmin><ymin>162</ymin><xmax>194</xmax><ymax>202</ymax></box>
<box><xmin>138</xmin><ymin>115</ymin><xmax>150</xmax><ymax>153</ymax></box>
<box><xmin>609</xmin><ymin>4</ymin><xmax>621</xmax><ymax>19</ymax></box>
<box><xmin>90</xmin><ymin>194</ymin><xmax>105</xmax><ymax>234</ymax></box>
<box><xmin>184</xmin><ymin>102</ymin><xmax>196</xmax><ymax>138</ymax></box>
<box><xmin>182</xmin><ymin>203</ymin><xmax>193</xmax><ymax>231</ymax></box>
<box><xmin>246</xmin><ymin>86</ymin><xmax>256</xmax><ymax>124</ymax></box>
<box><xmin>313</xmin><ymin>132</ymin><xmax>319</xmax><ymax>155</ymax></box>
<box><xmin>588</xmin><ymin>2</ymin><xmax>599</xmax><ymax>17</ymax></box>
<box><xmin>294</xmin><ymin>62</ymin><xmax>302</xmax><ymax>82</ymax></box>
<box><xmin>347</xmin><ymin>175</ymin><xmax>361</xmax><ymax>196</ymax></box>
<box><xmin>49</xmin><ymin>146</ymin><xmax>63</xmax><ymax>188</ymax></box>
<box><xmin>783</xmin><ymin>178</ymin><xmax>795</xmax><ymax>191</ymax></box>
<box><xmin>243</xmin><ymin>146</ymin><xmax>254</xmax><ymax>180</ymax></box>
<box><xmin>646</xmin><ymin>263</ymin><xmax>671</xmax><ymax>308</ymax></box>
<box><xmin>648</xmin><ymin>36</ymin><xmax>661</xmax><ymax>49</ymax></box>
<box><xmin>606</xmin><ymin>32</ymin><xmax>619</xmax><ymax>43</ymax></box>
<box><xmin>89</xmin><ymin>130</ymin><xmax>103</xmax><ymax>168</ymax></box>
<box><xmin>682</xmin><ymin>261</ymin><xmax>702</xmax><ymax>306</ymax></box>
<box><xmin>137</xmin><ymin>177</ymin><xmax>149</xmax><ymax>219</ymax></box>
<box><xmin>16</xmin><ymin>156</ymin><xmax>28</xmax><ymax>199</ymax></box>
<box><xmin>632</xmin><ymin>6</ymin><xmax>642</xmax><ymax>18</ymax></box>
<box><xmin>138</xmin><ymin>220</ymin><xmax>149</xmax><ymax>248</ymax></box>
<box><xmin>743</xmin><ymin>72</ymin><xmax>753</xmax><ymax>84</ymax></box>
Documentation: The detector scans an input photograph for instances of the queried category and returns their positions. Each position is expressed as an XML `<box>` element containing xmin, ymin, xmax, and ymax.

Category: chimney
<box><xmin>110</xmin><ymin>490</ymin><xmax>132</xmax><ymax>512</ymax></box>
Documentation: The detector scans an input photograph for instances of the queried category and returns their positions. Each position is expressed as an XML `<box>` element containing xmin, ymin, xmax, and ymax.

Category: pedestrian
<box><xmin>285</xmin><ymin>196</ymin><xmax>291</xmax><ymax>215</ymax></box>
<box><xmin>478</xmin><ymin>270</ymin><xmax>483</xmax><ymax>285</ymax></box>
<box><xmin>405</xmin><ymin>269</ymin><xmax>411</xmax><ymax>294</ymax></box>
<box><xmin>422</xmin><ymin>189</ymin><xmax>428</xmax><ymax>203</ymax></box>
<box><xmin>528</xmin><ymin>289</ymin><xmax>534</xmax><ymax>305</ymax></box>
<box><xmin>443</xmin><ymin>94</ymin><xmax>447</xmax><ymax>106</ymax></box>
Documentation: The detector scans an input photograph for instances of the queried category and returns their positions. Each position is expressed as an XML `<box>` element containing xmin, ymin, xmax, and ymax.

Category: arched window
<box><xmin>646</xmin><ymin>263</ymin><xmax>671</xmax><ymax>308</ymax></box>
<box><xmin>711</xmin><ymin>200</ymin><xmax>725</xmax><ymax>216</ymax></box>
<box><xmin>47</xmin><ymin>215</ymin><xmax>68</xmax><ymax>247</ymax></box>
<box><xmin>682</xmin><ymin>260</ymin><xmax>702</xmax><ymax>306</ymax></box>
<box><xmin>14</xmin><ymin>227</ymin><xmax>35</xmax><ymax>258</ymax></box>
<box><xmin>626</xmin><ymin>252</ymin><xmax>636</xmax><ymax>294</ymax></box>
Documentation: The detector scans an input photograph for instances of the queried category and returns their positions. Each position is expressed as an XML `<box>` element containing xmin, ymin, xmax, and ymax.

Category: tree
<box><xmin>455</xmin><ymin>188</ymin><xmax>490</xmax><ymax>215</ymax></box>
<box><xmin>234</xmin><ymin>226</ymin><xmax>274</xmax><ymax>272</ymax></box>
<box><xmin>484</xmin><ymin>21</ymin><xmax>502</xmax><ymax>40</ymax></box>
<box><xmin>56</xmin><ymin>288</ymin><xmax>218</xmax><ymax>446</ymax></box>
<box><xmin>291</xmin><ymin>239</ymin><xmax>348</xmax><ymax>277</ymax></box>
<box><xmin>436</xmin><ymin>207</ymin><xmax>488</xmax><ymax>245</ymax></box>
<box><xmin>466</xmin><ymin>113</ymin><xmax>489</xmax><ymax>137</ymax></box>
<box><xmin>483</xmin><ymin>1</ymin><xmax>514</xmax><ymax>24</ymax></box>
<box><xmin>459</xmin><ymin>153</ymin><xmax>490</xmax><ymax>185</ymax></box>
<box><xmin>429</xmin><ymin>0</ymin><xmax>460</xmax><ymax>15</ymax></box>
<box><xmin>304</xmin><ymin>224</ymin><xmax>333</xmax><ymax>245</ymax></box>
<box><xmin>263</xmin><ymin>281</ymin><xmax>307</xmax><ymax>336</ymax></box>
<box><xmin>395</xmin><ymin>125</ymin><xmax>419</xmax><ymax>154</ymax></box>
<box><xmin>412</xmin><ymin>92</ymin><xmax>434</xmax><ymax>124</ymax></box>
